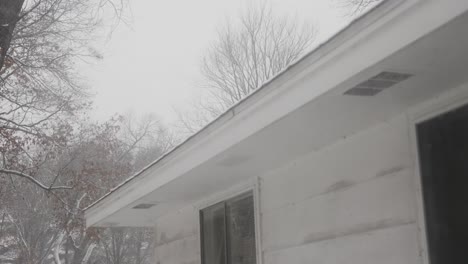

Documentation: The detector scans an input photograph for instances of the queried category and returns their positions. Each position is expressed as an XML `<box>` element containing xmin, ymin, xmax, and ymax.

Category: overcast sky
<box><xmin>85</xmin><ymin>0</ymin><xmax>357</xmax><ymax>124</ymax></box>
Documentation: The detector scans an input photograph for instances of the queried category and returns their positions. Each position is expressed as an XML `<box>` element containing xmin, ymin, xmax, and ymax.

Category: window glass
<box><xmin>201</xmin><ymin>192</ymin><xmax>256</xmax><ymax>264</ymax></box>
<box><xmin>226</xmin><ymin>193</ymin><xmax>257</xmax><ymax>264</ymax></box>
<box><xmin>201</xmin><ymin>202</ymin><xmax>226</xmax><ymax>264</ymax></box>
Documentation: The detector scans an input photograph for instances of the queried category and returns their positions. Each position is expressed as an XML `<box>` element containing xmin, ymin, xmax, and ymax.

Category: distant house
<box><xmin>85</xmin><ymin>1</ymin><xmax>468</xmax><ymax>263</ymax></box>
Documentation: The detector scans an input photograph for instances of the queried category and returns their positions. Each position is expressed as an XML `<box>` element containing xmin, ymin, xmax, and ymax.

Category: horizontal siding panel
<box><xmin>260</xmin><ymin>115</ymin><xmax>412</xmax><ymax>213</ymax></box>
<box><xmin>264</xmin><ymin>223</ymin><xmax>420</xmax><ymax>264</ymax></box>
<box><xmin>155</xmin><ymin>206</ymin><xmax>199</xmax><ymax>246</ymax></box>
<box><xmin>155</xmin><ymin>235</ymin><xmax>200</xmax><ymax>264</ymax></box>
<box><xmin>262</xmin><ymin>170</ymin><xmax>416</xmax><ymax>252</ymax></box>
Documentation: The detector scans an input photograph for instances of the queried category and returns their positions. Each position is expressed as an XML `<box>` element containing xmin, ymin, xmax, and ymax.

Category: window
<box><xmin>200</xmin><ymin>191</ymin><xmax>257</xmax><ymax>264</ymax></box>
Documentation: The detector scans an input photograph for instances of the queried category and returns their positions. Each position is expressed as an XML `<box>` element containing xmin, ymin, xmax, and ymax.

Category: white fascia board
<box><xmin>85</xmin><ymin>0</ymin><xmax>468</xmax><ymax>227</ymax></box>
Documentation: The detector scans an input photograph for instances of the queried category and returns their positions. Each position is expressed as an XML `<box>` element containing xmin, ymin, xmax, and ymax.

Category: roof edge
<box><xmin>85</xmin><ymin>0</ymin><xmax>423</xmax><ymax>225</ymax></box>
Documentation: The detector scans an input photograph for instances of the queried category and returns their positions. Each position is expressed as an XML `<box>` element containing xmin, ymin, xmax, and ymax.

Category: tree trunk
<box><xmin>0</xmin><ymin>0</ymin><xmax>25</xmax><ymax>71</ymax></box>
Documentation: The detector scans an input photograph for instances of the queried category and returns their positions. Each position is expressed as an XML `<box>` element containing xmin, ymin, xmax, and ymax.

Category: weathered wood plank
<box><xmin>264</xmin><ymin>223</ymin><xmax>420</xmax><ymax>264</ymax></box>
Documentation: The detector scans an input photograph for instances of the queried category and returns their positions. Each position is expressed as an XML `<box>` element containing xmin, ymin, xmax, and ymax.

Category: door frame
<box><xmin>408</xmin><ymin>83</ymin><xmax>468</xmax><ymax>264</ymax></box>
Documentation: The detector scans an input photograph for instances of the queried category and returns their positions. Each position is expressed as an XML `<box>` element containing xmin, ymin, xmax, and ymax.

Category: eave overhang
<box><xmin>85</xmin><ymin>0</ymin><xmax>468</xmax><ymax>227</ymax></box>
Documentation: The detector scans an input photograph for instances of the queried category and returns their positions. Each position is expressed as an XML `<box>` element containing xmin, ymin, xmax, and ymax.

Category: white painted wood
<box><xmin>253</xmin><ymin>177</ymin><xmax>264</xmax><ymax>264</ymax></box>
<box><xmin>262</xmin><ymin>169</ymin><xmax>416</xmax><ymax>252</ymax></box>
<box><xmin>407</xmin><ymin>115</ymin><xmax>430</xmax><ymax>264</ymax></box>
<box><xmin>148</xmin><ymin>51</ymin><xmax>468</xmax><ymax>264</ymax></box>
<box><xmin>147</xmin><ymin>98</ymin><xmax>464</xmax><ymax>264</ymax></box>
<box><xmin>154</xmin><ymin>206</ymin><xmax>199</xmax><ymax>247</ymax></box>
<box><xmin>260</xmin><ymin>115</ymin><xmax>411</xmax><ymax>214</ymax></box>
<box><xmin>149</xmin><ymin>113</ymin><xmax>423</xmax><ymax>264</ymax></box>
<box><xmin>153</xmin><ymin>206</ymin><xmax>200</xmax><ymax>264</ymax></box>
<box><xmin>409</xmin><ymin>82</ymin><xmax>468</xmax><ymax>124</ymax></box>
<box><xmin>151</xmin><ymin>83</ymin><xmax>468</xmax><ymax>264</ymax></box>
<box><xmin>154</xmin><ymin>235</ymin><xmax>199</xmax><ymax>264</ymax></box>
<box><xmin>264</xmin><ymin>224</ymin><xmax>420</xmax><ymax>264</ymax></box>
<box><xmin>193</xmin><ymin>179</ymin><xmax>255</xmax><ymax>210</ymax></box>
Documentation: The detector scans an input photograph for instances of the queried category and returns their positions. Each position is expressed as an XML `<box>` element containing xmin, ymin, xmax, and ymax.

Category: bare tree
<box><xmin>336</xmin><ymin>0</ymin><xmax>382</xmax><ymax>15</ymax></box>
<box><xmin>0</xmin><ymin>114</ymin><xmax>170</xmax><ymax>264</ymax></box>
<box><xmin>0</xmin><ymin>0</ymin><xmax>127</xmax><ymax>71</ymax></box>
<box><xmin>0</xmin><ymin>0</ymin><xmax>127</xmax><ymax>191</ymax></box>
<box><xmin>93</xmin><ymin>227</ymin><xmax>154</xmax><ymax>264</ymax></box>
<box><xmin>177</xmin><ymin>4</ymin><xmax>316</xmax><ymax>134</ymax></box>
<box><xmin>0</xmin><ymin>1</ymin><xmax>167</xmax><ymax>263</ymax></box>
<box><xmin>119</xmin><ymin>113</ymin><xmax>173</xmax><ymax>161</ymax></box>
<box><xmin>0</xmin><ymin>180</ymin><xmax>65</xmax><ymax>264</ymax></box>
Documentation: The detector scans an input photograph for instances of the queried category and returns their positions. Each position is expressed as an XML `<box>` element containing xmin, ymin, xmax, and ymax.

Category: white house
<box><xmin>85</xmin><ymin>1</ymin><xmax>468</xmax><ymax>263</ymax></box>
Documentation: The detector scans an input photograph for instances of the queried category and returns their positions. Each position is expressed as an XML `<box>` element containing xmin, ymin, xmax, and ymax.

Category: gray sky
<box><xmin>85</xmin><ymin>0</ymin><xmax>354</xmax><ymax>124</ymax></box>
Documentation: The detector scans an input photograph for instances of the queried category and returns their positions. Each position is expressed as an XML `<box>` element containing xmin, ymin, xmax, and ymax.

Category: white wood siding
<box><xmin>260</xmin><ymin>115</ymin><xmax>420</xmax><ymax>263</ymax></box>
<box><xmin>154</xmin><ymin>206</ymin><xmax>200</xmax><ymax>264</ymax></box>
<box><xmin>152</xmin><ymin>115</ymin><xmax>422</xmax><ymax>264</ymax></box>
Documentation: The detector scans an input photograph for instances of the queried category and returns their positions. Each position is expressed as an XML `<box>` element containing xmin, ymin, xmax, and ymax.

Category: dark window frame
<box><xmin>200</xmin><ymin>191</ymin><xmax>257</xmax><ymax>264</ymax></box>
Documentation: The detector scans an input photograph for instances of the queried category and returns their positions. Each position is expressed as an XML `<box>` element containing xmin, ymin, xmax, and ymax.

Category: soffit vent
<box><xmin>132</xmin><ymin>203</ymin><xmax>157</xmax><ymax>209</ymax></box>
<box><xmin>344</xmin><ymin>71</ymin><xmax>412</xmax><ymax>96</ymax></box>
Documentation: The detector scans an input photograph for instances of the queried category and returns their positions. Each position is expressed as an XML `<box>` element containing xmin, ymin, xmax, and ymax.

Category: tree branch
<box><xmin>0</xmin><ymin>168</ymin><xmax>72</xmax><ymax>191</ymax></box>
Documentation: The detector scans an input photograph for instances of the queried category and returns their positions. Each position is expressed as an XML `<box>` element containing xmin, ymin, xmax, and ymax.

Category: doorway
<box><xmin>417</xmin><ymin>103</ymin><xmax>468</xmax><ymax>263</ymax></box>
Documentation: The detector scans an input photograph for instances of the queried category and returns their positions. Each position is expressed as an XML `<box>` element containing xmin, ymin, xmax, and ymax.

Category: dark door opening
<box><xmin>417</xmin><ymin>104</ymin><xmax>468</xmax><ymax>264</ymax></box>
